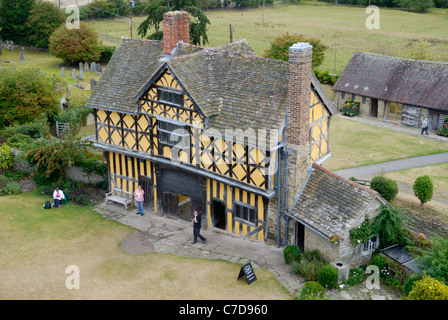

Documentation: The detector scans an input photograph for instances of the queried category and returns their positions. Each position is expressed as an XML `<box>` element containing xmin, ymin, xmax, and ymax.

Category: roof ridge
<box><xmin>355</xmin><ymin>51</ymin><xmax>448</xmax><ymax>66</ymax></box>
<box><xmin>311</xmin><ymin>162</ymin><xmax>378</xmax><ymax>196</ymax></box>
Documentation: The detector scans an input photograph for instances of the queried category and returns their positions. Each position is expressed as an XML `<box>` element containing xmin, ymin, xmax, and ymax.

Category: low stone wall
<box><xmin>12</xmin><ymin>150</ymin><xmax>106</xmax><ymax>185</ymax></box>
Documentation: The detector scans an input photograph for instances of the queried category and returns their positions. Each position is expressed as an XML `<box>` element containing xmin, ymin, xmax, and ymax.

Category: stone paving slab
<box><xmin>94</xmin><ymin>201</ymin><xmax>401</xmax><ymax>300</ymax></box>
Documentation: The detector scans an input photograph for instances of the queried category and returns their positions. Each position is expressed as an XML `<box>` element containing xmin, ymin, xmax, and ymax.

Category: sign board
<box><xmin>237</xmin><ymin>262</ymin><xmax>257</xmax><ymax>285</ymax></box>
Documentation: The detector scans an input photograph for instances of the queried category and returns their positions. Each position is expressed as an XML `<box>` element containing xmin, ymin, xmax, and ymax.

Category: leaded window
<box><xmin>158</xmin><ymin>89</ymin><xmax>183</xmax><ymax>106</ymax></box>
<box><xmin>158</xmin><ymin>120</ymin><xmax>189</xmax><ymax>148</ymax></box>
<box><xmin>235</xmin><ymin>202</ymin><xmax>256</xmax><ymax>225</ymax></box>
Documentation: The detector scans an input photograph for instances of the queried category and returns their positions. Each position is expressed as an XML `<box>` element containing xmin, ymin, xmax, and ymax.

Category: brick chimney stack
<box><xmin>163</xmin><ymin>11</ymin><xmax>190</xmax><ymax>56</ymax></box>
<box><xmin>286</xmin><ymin>42</ymin><xmax>313</xmax><ymax>146</ymax></box>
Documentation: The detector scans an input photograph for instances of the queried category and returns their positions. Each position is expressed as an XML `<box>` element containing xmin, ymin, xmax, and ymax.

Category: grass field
<box><xmin>87</xmin><ymin>1</ymin><xmax>448</xmax><ymax>74</ymax></box>
<box><xmin>0</xmin><ymin>191</ymin><xmax>293</xmax><ymax>300</ymax></box>
<box><xmin>323</xmin><ymin>116</ymin><xmax>448</xmax><ymax>171</ymax></box>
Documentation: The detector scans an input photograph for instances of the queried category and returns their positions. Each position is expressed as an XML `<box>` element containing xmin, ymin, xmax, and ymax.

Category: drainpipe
<box><xmin>283</xmin><ymin>148</ymin><xmax>291</xmax><ymax>246</ymax></box>
<box><xmin>276</xmin><ymin>116</ymin><xmax>287</xmax><ymax>248</ymax></box>
<box><xmin>276</xmin><ymin>145</ymin><xmax>283</xmax><ymax>248</ymax></box>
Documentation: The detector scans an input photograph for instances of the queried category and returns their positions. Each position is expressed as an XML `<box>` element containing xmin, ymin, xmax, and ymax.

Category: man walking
<box><xmin>421</xmin><ymin>117</ymin><xmax>429</xmax><ymax>135</ymax></box>
<box><xmin>192</xmin><ymin>210</ymin><xmax>207</xmax><ymax>244</ymax></box>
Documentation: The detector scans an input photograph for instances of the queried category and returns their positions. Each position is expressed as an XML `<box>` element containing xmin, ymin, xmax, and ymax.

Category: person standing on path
<box><xmin>134</xmin><ymin>185</ymin><xmax>145</xmax><ymax>216</ymax></box>
<box><xmin>421</xmin><ymin>117</ymin><xmax>429</xmax><ymax>135</ymax></box>
<box><xmin>192</xmin><ymin>210</ymin><xmax>207</xmax><ymax>244</ymax></box>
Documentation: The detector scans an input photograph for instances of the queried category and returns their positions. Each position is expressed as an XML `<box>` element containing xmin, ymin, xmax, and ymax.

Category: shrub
<box><xmin>413</xmin><ymin>175</ymin><xmax>433</xmax><ymax>206</ymax></box>
<box><xmin>407</xmin><ymin>275</ymin><xmax>448</xmax><ymax>300</ymax></box>
<box><xmin>99</xmin><ymin>45</ymin><xmax>116</xmax><ymax>63</ymax></box>
<box><xmin>318</xmin><ymin>264</ymin><xmax>339</xmax><ymax>289</ymax></box>
<box><xmin>300</xmin><ymin>281</ymin><xmax>326</xmax><ymax>300</ymax></box>
<box><xmin>296</xmin><ymin>250</ymin><xmax>329</xmax><ymax>281</ymax></box>
<box><xmin>262</xmin><ymin>33</ymin><xmax>328</xmax><ymax>69</ymax></box>
<box><xmin>0</xmin><ymin>144</ymin><xmax>14</xmax><ymax>173</ymax></box>
<box><xmin>370</xmin><ymin>175</ymin><xmax>399</xmax><ymax>202</ymax></box>
<box><xmin>283</xmin><ymin>245</ymin><xmax>301</xmax><ymax>264</ymax></box>
<box><xmin>2</xmin><ymin>181</ymin><xmax>22</xmax><ymax>195</ymax></box>
<box><xmin>343</xmin><ymin>267</ymin><xmax>365</xmax><ymax>286</ymax></box>
<box><xmin>0</xmin><ymin>67</ymin><xmax>59</xmax><ymax>129</ymax></box>
<box><xmin>370</xmin><ymin>253</ymin><xmax>387</xmax><ymax>278</ymax></box>
<box><xmin>403</xmin><ymin>272</ymin><xmax>423</xmax><ymax>296</ymax></box>
<box><xmin>417</xmin><ymin>237</ymin><xmax>448</xmax><ymax>285</ymax></box>
<box><xmin>49</xmin><ymin>22</ymin><xmax>101</xmax><ymax>63</ymax></box>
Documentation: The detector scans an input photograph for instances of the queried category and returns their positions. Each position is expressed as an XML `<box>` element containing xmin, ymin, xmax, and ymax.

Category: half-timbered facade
<box><xmin>87</xmin><ymin>11</ymin><xmax>335</xmax><ymax>244</ymax></box>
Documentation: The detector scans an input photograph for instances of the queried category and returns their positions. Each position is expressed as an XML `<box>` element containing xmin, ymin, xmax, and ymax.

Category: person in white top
<box><xmin>53</xmin><ymin>187</ymin><xmax>64</xmax><ymax>208</ymax></box>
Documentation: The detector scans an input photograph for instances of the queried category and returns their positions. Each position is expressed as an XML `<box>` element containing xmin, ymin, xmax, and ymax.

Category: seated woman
<box><xmin>53</xmin><ymin>187</ymin><xmax>65</xmax><ymax>208</ymax></box>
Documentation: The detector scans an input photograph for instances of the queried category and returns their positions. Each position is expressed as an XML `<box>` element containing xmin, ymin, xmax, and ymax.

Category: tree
<box><xmin>25</xmin><ymin>0</ymin><xmax>65</xmax><ymax>48</ymax></box>
<box><xmin>137</xmin><ymin>0</ymin><xmax>210</xmax><ymax>46</ymax></box>
<box><xmin>0</xmin><ymin>67</ymin><xmax>59</xmax><ymax>129</ymax></box>
<box><xmin>49</xmin><ymin>22</ymin><xmax>102</xmax><ymax>63</ymax></box>
<box><xmin>413</xmin><ymin>175</ymin><xmax>433</xmax><ymax>206</ymax></box>
<box><xmin>0</xmin><ymin>0</ymin><xmax>35</xmax><ymax>44</ymax></box>
<box><xmin>262</xmin><ymin>33</ymin><xmax>328</xmax><ymax>69</ymax></box>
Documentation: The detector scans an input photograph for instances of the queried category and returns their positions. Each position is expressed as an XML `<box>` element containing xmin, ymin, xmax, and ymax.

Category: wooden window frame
<box><xmin>234</xmin><ymin>201</ymin><xmax>257</xmax><ymax>227</ymax></box>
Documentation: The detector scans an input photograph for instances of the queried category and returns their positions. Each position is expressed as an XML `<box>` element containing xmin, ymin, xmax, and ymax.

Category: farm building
<box><xmin>333</xmin><ymin>51</ymin><xmax>448</xmax><ymax>130</ymax></box>
<box><xmin>87</xmin><ymin>10</ymin><xmax>384</xmax><ymax>266</ymax></box>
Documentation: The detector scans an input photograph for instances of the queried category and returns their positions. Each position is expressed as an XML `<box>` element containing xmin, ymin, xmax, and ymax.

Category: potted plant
<box><xmin>436</xmin><ymin>116</ymin><xmax>448</xmax><ymax>137</ymax></box>
<box><xmin>330</xmin><ymin>234</ymin><xmax>340</xmax><ymax>244</ymax></box>
<box><xmin>341</xmin><ymin>99</ymin><xmax>360</xmax><ymax>117</ymax></box>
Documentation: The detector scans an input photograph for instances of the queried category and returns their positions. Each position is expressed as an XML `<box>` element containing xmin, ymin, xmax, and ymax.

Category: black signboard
<box><xmin>237</xmin><ymin>262</ymin><xmax>257</xmax><ymax>285</ymax></box>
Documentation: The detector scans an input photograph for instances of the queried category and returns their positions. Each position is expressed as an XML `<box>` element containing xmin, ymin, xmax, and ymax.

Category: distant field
<box><xmin>87</xmin><ymin>1</ymin><xmax>448</xmax><ymax>74</ymax></box>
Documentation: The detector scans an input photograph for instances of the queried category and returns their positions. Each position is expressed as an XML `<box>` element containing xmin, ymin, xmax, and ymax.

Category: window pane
<box><xmin>159</xmin><ymin>89</ymin><xmax>182</xmax><ymax>105</ymax></box>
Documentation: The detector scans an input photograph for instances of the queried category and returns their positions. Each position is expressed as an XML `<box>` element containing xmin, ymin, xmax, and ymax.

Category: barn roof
<box><xmin>333</xmin><ymin>51</ymin><xmax>448</xmax><ymax>111</ymax></box>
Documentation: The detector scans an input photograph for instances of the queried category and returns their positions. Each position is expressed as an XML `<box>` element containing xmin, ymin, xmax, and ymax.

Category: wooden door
<box><xmin>370</xmin><ymin>99</ymin><xmax>378</xmax><ymax>117</ymax></box>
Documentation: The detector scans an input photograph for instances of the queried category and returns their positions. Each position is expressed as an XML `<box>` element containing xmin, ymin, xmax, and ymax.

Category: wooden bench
<box><xmin>105</xmin><ymin>188</ymin><xmax>134</xmax><ymax>210</ymax></box>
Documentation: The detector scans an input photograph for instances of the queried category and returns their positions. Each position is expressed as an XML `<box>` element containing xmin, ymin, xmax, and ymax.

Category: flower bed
<box><xmin>342</xmin><ymin>99</ymin><xmax>360</xmax><ymax>117</ymax></box>
<box><xmin>436</xmin><ymin>118</ymin><xmax>448</xmax><ymax>137</ymax></box>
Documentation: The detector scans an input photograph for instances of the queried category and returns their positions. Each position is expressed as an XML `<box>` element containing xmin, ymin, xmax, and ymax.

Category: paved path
<box><xmin>335</xmin><ymin>152</ymin><xmax>448</xmax><ymax>179</ymax></box>
<box><xmin>92</xmin><ymin>200</ymin><xmax>399</xmax><ymax>300</ymax></box>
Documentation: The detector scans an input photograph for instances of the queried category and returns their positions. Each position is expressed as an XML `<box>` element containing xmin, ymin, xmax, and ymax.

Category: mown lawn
<box><xmin>0</xmin><ymin>191</ymin><xmax>293</xmax><ymax>300</ymax></box>
<box><xmin>323</xmin><ymin>116</ymin><xmax>448</xmax><ymax>171</ymax></box>
<box><xmin>87</xmin><ymin>2</ymin><xmax>448</xmax><ymax>74</ymax></box>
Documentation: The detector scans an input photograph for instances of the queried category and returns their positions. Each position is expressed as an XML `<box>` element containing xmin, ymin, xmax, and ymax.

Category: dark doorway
<box><xmin>370</xmin><ymin>99</ymin><xmax>378</xmax><ymax>117</ymax></box>
<box><xmin>178</xmin><ymin>194</ymin><xmax>192</xmax><ymax>222</ymax></box>
<box><xmin>295</xmin><ymin>222</ymin><xmax>305</xmax><ymax>252</ymax></box>
<box><xmin>212</xmin><ymin>200</ymin><xmax>226</xmax><ymax>230</ymax></box>
<box><xmin>138</xmin><ymin>175</ymin><xmax>153</xmax><ymax>208</ymax></box>
<box><xmin>163</xmin><ymin>192</ymin><xmax>178</xmax><ymax>219</ymax></box>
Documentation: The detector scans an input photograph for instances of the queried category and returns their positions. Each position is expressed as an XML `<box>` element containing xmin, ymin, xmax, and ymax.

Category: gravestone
<box><xmin>60</xmin><ymin>97</ymin><xmax>66</xmax><ymax>110</ymax></box>
<box><xmin>79</xmin><ymin>62</ymin><xmax>84</xmax><ymax>80</ymax></box>
<box><xmin>19</xmin><ymin>47</ymin><xmax>25</xmax><ymax>61</ymax></box>
<box><xmin>90</xmin><ymin>62</ymin><xmax>96</xmax><ymax>73</ymax></box>
<box><xmin>70</xmin><ymin>69</ymin><xmax>76</xmax><ymax>80</ymax></box>
<box><xmin>66</xmin><ymin>86</ymin><xmax>71</xmax><ymax>99</ymax></box>
<box><xmin>75</xmin><ymin>75</ymin><xmax>83</xmax><ymax>89</ymax></box>
<box><xmin>90</xmin><ymin>78</ymin><xmax>97</xmax><ymax>91</ymax></box>
<box><xmin>96</xmin><ymin>63</ymin><xmax>102</xmax><ymax>74</ymax></box>
<box><xmin>84</xmin><ymin>62</ymin><xmax>89</xmax><ymax>71</ymax></box>
<box><xmin>55</xmin><ymin>83</ymin><xmax>61</xmax><ymax>92</ymax></box>
<box><xmin>61</xmin><ymin>67</ymin><xmax>65</xmax><ymax>77</ymax></box>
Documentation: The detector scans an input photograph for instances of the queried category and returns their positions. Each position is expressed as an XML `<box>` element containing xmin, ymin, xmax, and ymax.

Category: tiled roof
<box><xmin>87</xmin><ymin>38</ymin><xmax>334</xmax><ymax>137</ymax></box>
<box><xmin>87</xmin><ymin>39</ymin><xmax>165</xmax><ymax>114</ymax></box>
<box><xmin>290</xmin><ymin>163</ymin><xmax>384</xmax><ymax>240</ymax></box>
<box><xmin>333</xmin><ymin>51</ymin><xmax>448</xmax><ymax>111</ymax></box>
